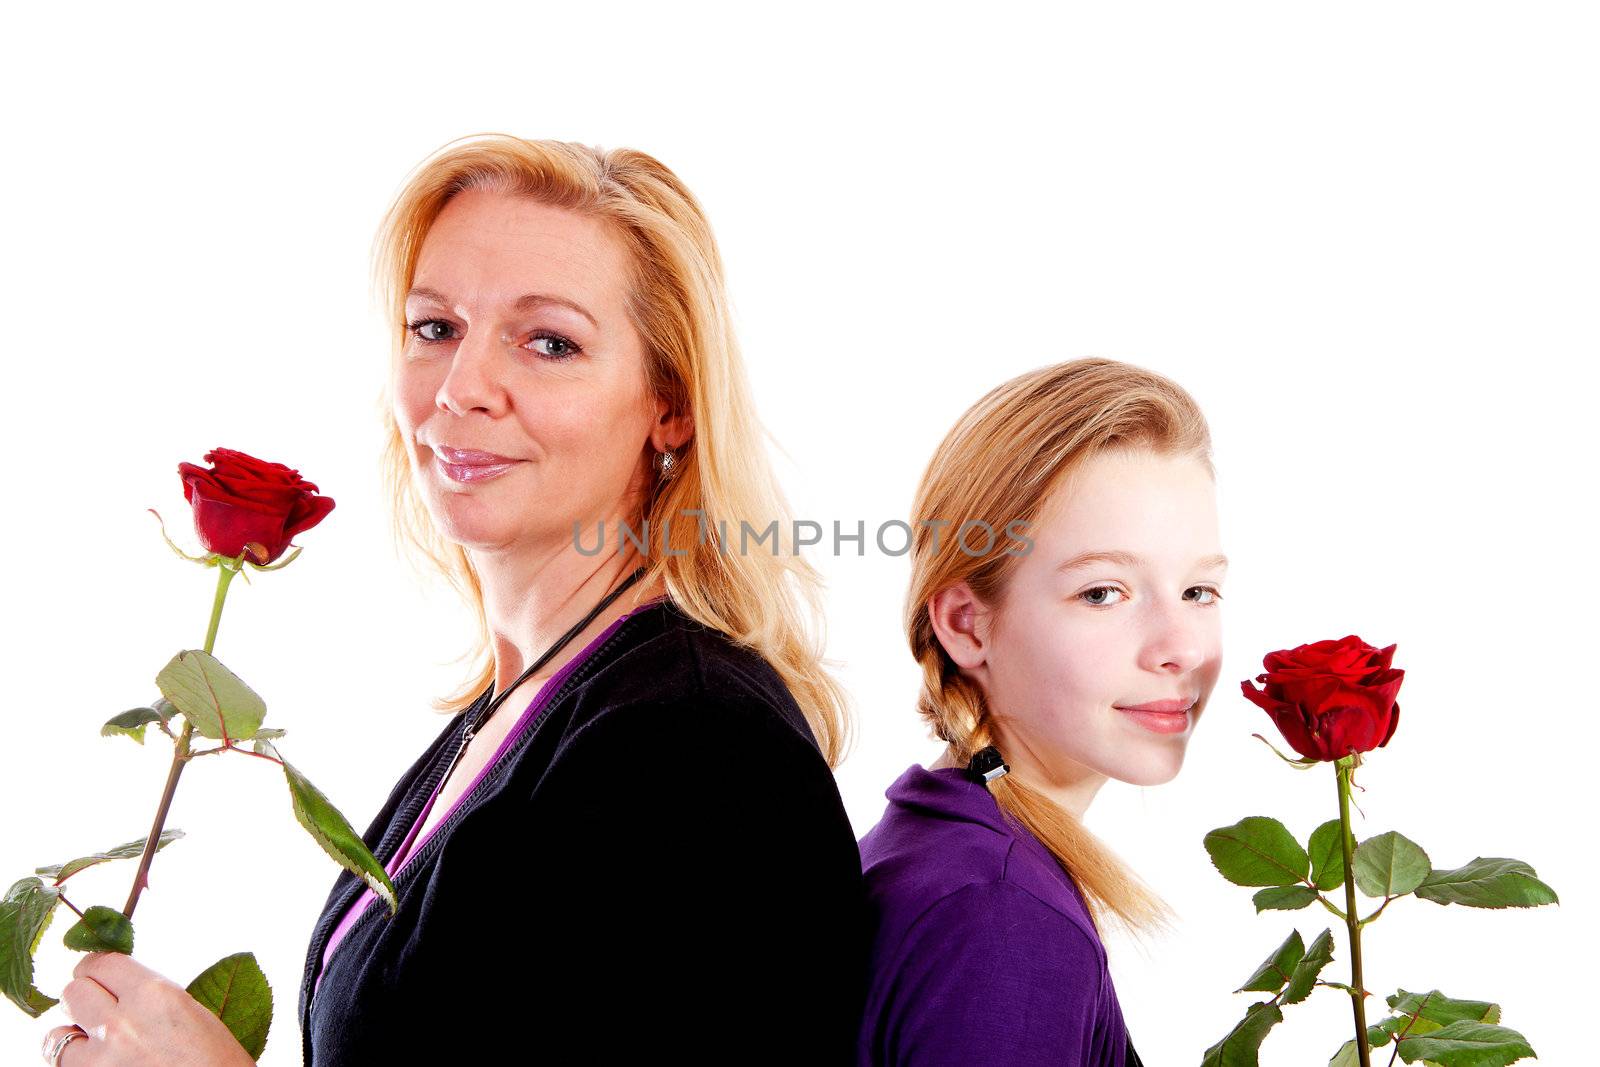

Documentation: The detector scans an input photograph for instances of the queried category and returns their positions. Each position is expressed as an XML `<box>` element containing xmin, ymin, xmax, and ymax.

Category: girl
<box><xmin>858</xmin><ymin>358</ymin><xmax>1226</xmax><ymax>1066</ymax></box>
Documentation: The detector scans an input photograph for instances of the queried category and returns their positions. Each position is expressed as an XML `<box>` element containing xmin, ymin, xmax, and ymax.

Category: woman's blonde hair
<box><xmin>906</xmin><ymin>357</ymin><xmax>1214</xmax><ymax>942</ymax></box>
<box><xmin>371</xmin><ymin>134</ymin><xmax>852</xmax><ymax>767</ymax></box>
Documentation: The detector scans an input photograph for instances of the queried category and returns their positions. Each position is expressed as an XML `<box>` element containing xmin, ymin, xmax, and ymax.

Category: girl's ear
<box><xmin>928</xmin><ymin>581</ymin><xmax>991</xmax><ymax>671</ymax></box>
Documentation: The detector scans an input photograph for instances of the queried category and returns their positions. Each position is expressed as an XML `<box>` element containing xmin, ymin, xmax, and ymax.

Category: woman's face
<box><xmin>393</xmin><ymin>188</ymin><xmax>678</xmax><ymax>556</ymax></box>
<box><xmin>935</xmin><ymin>448</ymin><xmax>1226</xmax><ymax>808</ymax></box>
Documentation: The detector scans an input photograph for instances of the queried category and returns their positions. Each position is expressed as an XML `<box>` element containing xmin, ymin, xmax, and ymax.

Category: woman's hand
<box><xmin>38</xmin><ymin>951</ymin><xmax>256</xmax><ymax>1066</ymax></box>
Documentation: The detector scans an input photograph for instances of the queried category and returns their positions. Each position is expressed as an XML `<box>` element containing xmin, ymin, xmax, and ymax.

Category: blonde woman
<box><xmin>857</xmin><ymin>359</ymin><xmax>1227</xmax><ymax>1066</ymax></box>
<box><xmin>41</xmin><ymin>137</ymin><xmax>867</xmax><ymax>1067</ymax></box>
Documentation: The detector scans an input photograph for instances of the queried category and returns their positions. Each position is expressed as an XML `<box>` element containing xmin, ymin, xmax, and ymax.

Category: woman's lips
<box><xmin>436</xmin><ymin>445</ymin><xmax>519</xmax><ymax>465</ymax></box>
<box><xmin>435</xmin><ymin>455</ymin><xmax>522</xmax><ymax>484</ymax></box>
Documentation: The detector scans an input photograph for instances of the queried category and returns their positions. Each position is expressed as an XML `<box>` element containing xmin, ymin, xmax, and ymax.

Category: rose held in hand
<box><xmin>1240</xmin><ymin>634</ymin><xmax>1404</xmax><ymax>762</ymax></box>
<box><xmin>178</xmin><ymin>447</ymin><xmax>335</xmax><ymax>564</ymax></box>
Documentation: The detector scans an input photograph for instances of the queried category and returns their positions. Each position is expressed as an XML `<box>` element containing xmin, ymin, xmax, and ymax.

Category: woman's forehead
<box><xmin>411</xmin><ymin>192</ymin><xmax>631</xmax><ymax>317</ymax></box>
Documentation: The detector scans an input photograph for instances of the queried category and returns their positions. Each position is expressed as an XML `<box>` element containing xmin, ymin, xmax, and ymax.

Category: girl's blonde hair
<box><xmin>371</xmin><ymin>133</ymin><xmax>852</xmax><ymax>767</ymax></box>
<box><xmin>905</xmin><ymin>357</ymin><xmax>1214</xmax><ymax>941</ymax></box>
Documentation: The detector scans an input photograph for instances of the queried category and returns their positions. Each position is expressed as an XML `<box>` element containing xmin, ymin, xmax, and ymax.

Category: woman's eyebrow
<box><xmin>405</xmin><ymin>286</ymin><xmax>598</xmax><ymax>328</ymax></box>
<box><xmin>1056</xmin><ymin>550</ymin><xmax>1229</xmax><ymax>573</ymax></box>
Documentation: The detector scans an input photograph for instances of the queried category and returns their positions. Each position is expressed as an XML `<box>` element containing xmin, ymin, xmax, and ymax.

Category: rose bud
<box><xmin>178</xmin><ymin>447</ymin><xmax>335</xmax><ymax>565</ymax></box>
<box><xmin>1240</xmin><ymin>634</ymin><xmax>1404</xmax><ymax>762</ymax></box>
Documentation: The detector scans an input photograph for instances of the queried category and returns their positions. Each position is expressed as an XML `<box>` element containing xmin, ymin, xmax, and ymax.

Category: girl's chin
<box><xmin>1112</xmin><ymin>751</ymin><xmax>1189</xmax><ymax>788</ymax></box>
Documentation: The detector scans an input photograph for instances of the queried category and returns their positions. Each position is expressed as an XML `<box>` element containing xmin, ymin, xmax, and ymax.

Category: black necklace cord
<box><xmin>437</xmin><ymin>564</ymin><xmax>649</xmax><ymax>789</ymax></box>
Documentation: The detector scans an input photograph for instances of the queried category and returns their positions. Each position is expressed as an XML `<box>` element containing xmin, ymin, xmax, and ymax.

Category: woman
<box><xmin>856</xmin><ymin>359</ymin><xmax>1226</xmax><ymax>1066</ymax></box>
<box><xmin>42</xmin><ymin>136</ymin><xmax>868</xmax><ymax>1066</ymax></box>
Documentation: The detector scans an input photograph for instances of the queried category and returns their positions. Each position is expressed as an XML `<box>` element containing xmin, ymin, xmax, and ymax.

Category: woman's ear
<box><xmin>928</xmin><ymin>581</ymin><xmax>992</xmax><ymax>672</ymax></box>
<box><xmin>649</xmin><ymin>396</ymin><xmax>694</xmax><ymax>454</ymax></box>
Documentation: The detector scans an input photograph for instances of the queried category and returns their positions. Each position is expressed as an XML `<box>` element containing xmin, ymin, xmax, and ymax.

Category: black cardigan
<box><xmin>296</xmin><ymin>598</ymin><xmax>868</xmax><ymax>1064</ymax></box>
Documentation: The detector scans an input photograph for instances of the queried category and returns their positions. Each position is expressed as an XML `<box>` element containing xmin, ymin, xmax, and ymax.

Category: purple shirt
<box><xmin>856</xmin><ymin>763</ymin><xmax>1131</xmax><ymax>1066</ymax></box>
<box><xmin>314</xmin><ymin>596</ymin><xmax>665</xmax><ymax>996</ymax></box>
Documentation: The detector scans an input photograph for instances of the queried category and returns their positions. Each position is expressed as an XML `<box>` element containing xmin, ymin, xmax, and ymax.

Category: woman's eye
<box><xmin>1189</xmin><ymin>585</ymin><xmax>1224</xmax><ymax>606</ymax></box>
<box><xmin>527</xmin><ymin>332</ymin><xmax>582</xmax><ymax>361</ymax></box>
<box><xmin>406</xmin><ymin>318</ymin><xmax>455</xmax><ymax>343</ymax></box>
<box><xmin>403</xmin><ymin>319</ymin><xmax>582</xmax><ymax>362</ymax></box>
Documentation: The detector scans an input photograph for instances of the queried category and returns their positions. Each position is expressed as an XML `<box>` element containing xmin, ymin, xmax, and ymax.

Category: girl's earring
<box><xmin>654</xmin><ymin>448</ymin><xmax>678</xmax><ymax>479</ymax></box>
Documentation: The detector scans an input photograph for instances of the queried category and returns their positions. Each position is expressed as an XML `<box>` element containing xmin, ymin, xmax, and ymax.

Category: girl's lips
<box><xmin>1115</xmin><ymin>698</ymin><xmax>1197</xmax><ymax>713</ymax></box>
<box><xmin>1119</xmin><ymin>706</ymin><xmax>1193</xmax><ymax>735</ymax></box>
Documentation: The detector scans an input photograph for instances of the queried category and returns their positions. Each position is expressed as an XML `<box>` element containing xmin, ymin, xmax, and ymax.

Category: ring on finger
<box><xmin>45</xmin><ymin>1026</ymin><xmax>88</xmax><ymax>1066</ymax></box>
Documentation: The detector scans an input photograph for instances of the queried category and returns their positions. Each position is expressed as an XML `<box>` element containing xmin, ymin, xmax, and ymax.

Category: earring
<box><xmin>653</xmin><ymin>448</ymin><xmax>678</xmax><ymax>478</ymax></box>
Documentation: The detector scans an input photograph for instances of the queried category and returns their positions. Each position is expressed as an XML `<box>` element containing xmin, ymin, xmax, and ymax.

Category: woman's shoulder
<box><xmin>553</xmin><ymin>595</ymin><xmax>824</xmax><ymax>761</ymax></box>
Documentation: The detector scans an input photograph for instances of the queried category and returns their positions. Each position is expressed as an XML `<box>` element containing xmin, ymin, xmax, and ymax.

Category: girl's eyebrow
<box><xmin>1056</xmin><ymin>550</ymin><xmax>1229</xmax><ymax>574</ymax></box>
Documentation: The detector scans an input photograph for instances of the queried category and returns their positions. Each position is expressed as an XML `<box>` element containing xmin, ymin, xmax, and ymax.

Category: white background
<box><xmin>3</xmin><ymin>3</ymin><xmax>1595</xmax><ymax>1064</ymax></box>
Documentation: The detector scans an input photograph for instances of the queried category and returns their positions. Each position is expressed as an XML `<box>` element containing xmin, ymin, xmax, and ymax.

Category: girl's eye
<box><xmin>1078</xmin><ymin>584</ymin><xmax>1127</xmax><ymax>607</ymax></box>
<box><xmin>403</xmin><ymin>319</ymin><xmax>584</xmax><ymax>363</ymax></box>
<box><xmin>1077</xmin><ymin>585</ymin><xmax>1225</xmax><ymax>608</ymax></box>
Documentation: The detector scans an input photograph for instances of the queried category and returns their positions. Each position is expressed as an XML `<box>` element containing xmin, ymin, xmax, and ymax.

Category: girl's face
<box><xmin>392</xmin><ymin>187</ymin><xmax>685</xmax><ymax>557</ymax></box>
<box><xmin>933</xmin><ymin>447</ymin><xmax>1226</xmax><ymax>813</ymax></box>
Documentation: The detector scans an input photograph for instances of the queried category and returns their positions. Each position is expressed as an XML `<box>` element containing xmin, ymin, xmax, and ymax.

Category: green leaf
<box><xmin>1252</xmin><ymin>885</ymin><xmax>1319</xmax><ymax>912</ymax></box>
<box><xmin>1413</xmin><ymin>857</ymin><xmax>1559</xmax><ymax>909</ymax></box>
<box><xmin>1386</xmin><ymin>988</ymin><xmax>1502</xmax><ymax>1033</ymax></box>
<box><xmin>0</xmin><ymin>877</ymin><xmax>62</xmax><ymax>1017</ymax></box>
<box><xmin>1236</xmin><ymin>929</ymin><xmax>1303</xmax><ymax>994</ymax></box>
<box><xmin>102</xmin><ymin>707</ymin><xmax>164</xmax><ymax>744</ymax></box>
<box><xmin>1201</xmin><ymin>1000</ymin><xmax>1284</xmax><ymax>1067</ymax></box>
<box><xmin>156</xmin><ymin>649</ymin><xmax>267</xmax><ymax>742</ymax></box>
<box><xmin>62</xmin><ymin>906</ymin><xmax>134</xmax><ymax>954</ymax></box>
<box><xmin>1281</xmin><ymin>927</ymin><xmax>1335</xmax><ymax>1005</ymax></box>
<box><xmin>281</xmin><ymin>757</ymin><xmax>397</xmax><ymax>917</ymax></box>
<box><xmin>1330</xmin><ymin>1027</ymin><xmax>1395</xmax><ymax>1067</ymax></box>
<box><xmin>35</xmin><ymin>829</ymin><xmax>185</xmax><ymax>885</ymax></box>
<box><xmin>1394</xmin><ymin>1019</ymin><xmax>1535</xmax><ymax>1065</ymax></box>
<box><xmin>1307</xmin><ymin>819</ymin><xmax>1347</xmax><ymax>891</ymax></box>
<box><xmin>252</xmin><ymin>727</ymin><xmax>286</xmax><ymax>740</ymax></box>
<box><xmin>186</xmin><ymin>951</ymin><xmax>273</xmax><ymax>1061</ymax></box>
<box><xmin>1354</xmin><ymin>831</ymin><xmax>1432</xmax><ymax>898</ymax></box>
<box><xmin>1204</xmin><ymin>817</ymin><xmax>1309</xmax><ymax>887</ymax></box>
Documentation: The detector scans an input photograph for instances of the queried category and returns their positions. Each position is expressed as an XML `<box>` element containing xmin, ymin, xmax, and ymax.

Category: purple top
<box><xmin>314</xmin><ymin>596</ymin><xmax>665</xmax><ymax>995</ymax></box>
<box><xmin>856</xmin><ymin>763</ymin><xmax>1130</xmax><ymax>1066</ymax></box>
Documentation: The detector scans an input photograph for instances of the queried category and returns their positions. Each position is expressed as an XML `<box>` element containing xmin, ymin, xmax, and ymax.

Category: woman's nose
<box><xmin>435</xmin><ymin>328</ymin><xmax>510</xmax><ymax>416</ymax></box>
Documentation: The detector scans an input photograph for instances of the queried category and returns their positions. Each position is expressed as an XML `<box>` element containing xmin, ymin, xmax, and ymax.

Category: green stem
<box><xmin>1359</xmin><ymin>895</ymin><xmax>1395</xmax><ymax>927</ymax></box>
<box><xmin>122</xmin><ymin>555</ymin><xmax>240</xmax><ymax>921</ymax></box>
<box><xmin>1337</xmin><ymin>757</ymin><xmax>1372</xmax><ymax>1067</ymax></box>
<box><xmin>201</xmin><ymin>558</ymin><xmax>235</xmax><ymax>656</ymax></box>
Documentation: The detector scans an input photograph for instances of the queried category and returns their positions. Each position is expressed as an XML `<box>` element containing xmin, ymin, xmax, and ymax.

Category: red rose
<box><xmin>177</xmin><ymin>447</ymin><xmax>335</xmax><ymax>564</ymax></box>
<box><xmin>1240</xmin><ymin>634</ymin><xmax>1404</xmax><ymax>762</ymax></box>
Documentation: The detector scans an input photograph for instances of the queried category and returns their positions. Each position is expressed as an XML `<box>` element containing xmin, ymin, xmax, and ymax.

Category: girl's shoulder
<box><xmin>859</xmin><ymin>764</ymin><xmax>1105</xmax><ymax>964</ymax></box>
